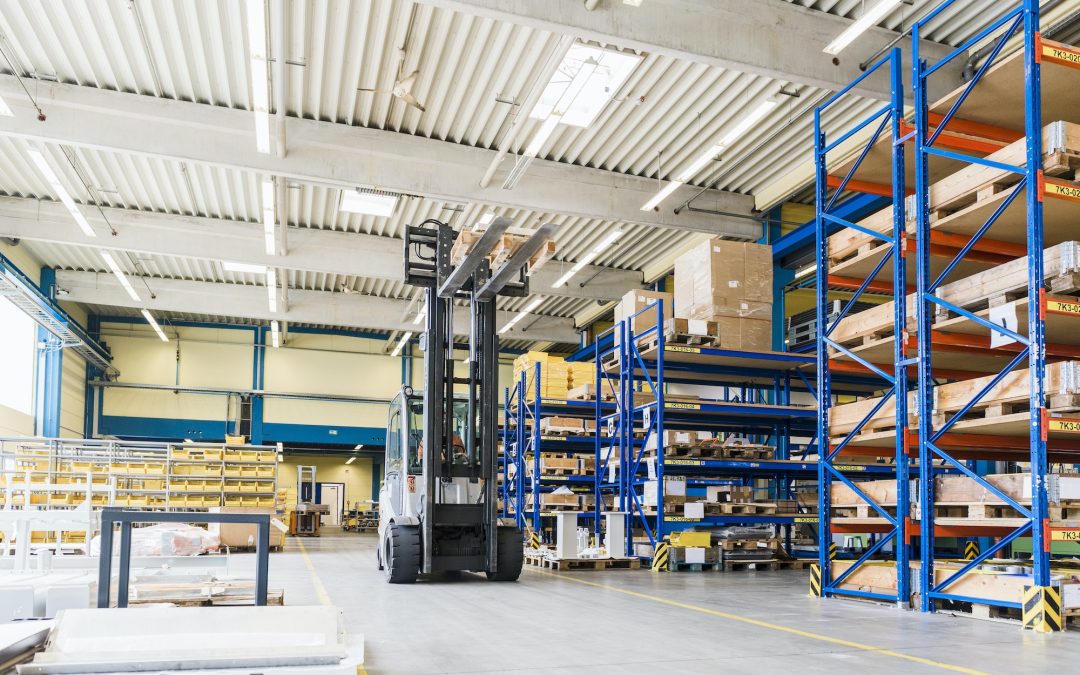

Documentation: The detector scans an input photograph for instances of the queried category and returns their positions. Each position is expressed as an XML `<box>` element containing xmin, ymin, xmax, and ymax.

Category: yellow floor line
<box><xmin>296</xmin><ymin>540</ymin><xmax>368</xmax><ymax>675</ymax></box>
<box><xmin>527</xmin><ymin>569</ymin><xmax>986</xmax><ymax>674</ymax></box>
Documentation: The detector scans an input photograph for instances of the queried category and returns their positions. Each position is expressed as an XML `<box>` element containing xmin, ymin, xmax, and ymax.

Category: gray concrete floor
<box><xmin>264</xmin><ymin>530</ymin><xmax>1080</xmax><ymax>674</ymax></box>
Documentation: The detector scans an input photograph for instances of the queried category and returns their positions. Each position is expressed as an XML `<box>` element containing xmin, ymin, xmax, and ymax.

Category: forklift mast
<box><xmin>403</xmin><ymin>218</ymin><xmax>555</xmax><ymax>574</ymax></box>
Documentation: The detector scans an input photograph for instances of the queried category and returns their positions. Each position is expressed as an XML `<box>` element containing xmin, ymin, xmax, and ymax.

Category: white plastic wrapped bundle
<box><xmin>90</xmin><ymin>523</ymin><xmax>220</xmax><ymax>556</ymax></box>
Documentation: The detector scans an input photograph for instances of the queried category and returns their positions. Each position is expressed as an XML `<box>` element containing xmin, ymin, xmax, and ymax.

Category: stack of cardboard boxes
<box><xmin>611</xmin><ymin>238</ymin><xmax>773</xmax><ymax>352</ymax></box>
<box><xmin>674</xmin><ymin>238</ymin><xmax>773</xmax><ymax>351</ymax></box>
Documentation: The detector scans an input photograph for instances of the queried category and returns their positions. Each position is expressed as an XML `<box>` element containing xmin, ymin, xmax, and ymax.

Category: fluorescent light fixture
<box><xmin>674</xmin><ymin>99</ymin><xmax>780</xmax><ymax>185</ymax></box>
<box><xmin>246</xmin><ymin>0</ymin><xmax>271</xmax><ymax>154</ymax></box>
<box><xmin>551</xmin><ymin>230</ymin><xmax>623</xmax><ymax>288</ymax></box>
<box><xmin>266</xmin><ymin>268</ymin><xmax>278</xmax><ymax>313</ymax></box>
<box><xmin>345</xmin><ymin>456</ymin><xmax>356</xmax><ymax>465</ymax></box>
<box><xmin>100</xmin><ymin>251</ymin><xmax>141</xmax><ymax>302</ymax></box>
<box><xmin>477</xmin><ymin>212</ymin><xmax>495</xmax><ymax>227</ymax></box>
<box><xmin>498</xmin><ymin>296</ymin><xmax>545</xmax><ymax>334</ymax></box>
<box><xmin>0</xmin><ymin>94</ymin><xmax>12</xmax><ymax>117</ymax></box>
<box><xmin>223</xmin><ymin>261</ymin><xmax>267</xmax><ymax>274</ymax></box>
<box><xmin>26</xmin><ymin>149</ymin><xmax>96</xmax><ymax>237</ymax></box>
<box><xmin>340</xmin><ymin>190</ymin><xmax>399</xmax><ymax>217</ymax></box>
<box><xmin>391</xmin><ymin>331</ymin><xmax>413</xmax><ymax>357</ymax></box>
<box><xmin>412</xmin><ymin>305</ymin><xmax>426</xmax><ymax>324</ymax></box>
<box><xmin>823</xmin><ymin>0</ymin><xmax>902</xmax><ymax>55</ymax></box>
<box><xmin>270</xmin><ymin>320</ymin><xmax>280</xmax><ymax>348</ymax></box>
<box><xmin>531</xmin><ymin>44</ymin><xmax>641</xmax><ymax>128</ymax></box>
<box><xmin>640</xmin><ymin>181</ymin><xmax>684</xmax><ymax>212</ymax></box>
<box><xmin>262</xmin><ymin>178</ymin><xmax>276</xmax><ymax>255</ymax></box>
<box><xmin>140</xmin><ymin>309</ymin><xmax>168</xmax><ymax>342</ymax></box>
<box><xmin>524</xmin><ymin>115</ymin><xmax>560</xmax><ymax>158</ymax></box>
<box><xmin>354</xmin><ymin>444</ymin><xmax>365</xmax><ymax>450</ymax></box>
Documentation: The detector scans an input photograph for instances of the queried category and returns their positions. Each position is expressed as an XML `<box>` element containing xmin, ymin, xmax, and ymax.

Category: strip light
<box><xmin>246</xmin><ymin>0</ymin><xmax>271</xmax><ymax>154</ymax></box>
<box><xmin>26</xmin><ymin>149</ymin><xmax>96</xmax><ymax>237</ymax></box>
<box><xmin>391</xmin><ymin>331</ymin><xmax>413</xmax><ymax>357</ymax></box>
<box><xmin>266</xmin><ymin>268</ymin><xmax>278</xmax><ymax>313</ymax></box>
<box><xmin>823</xmin><ymin>0</ymin><xmax>902</xmax><ymax>55</ymax></box>
<box><xmin>223</xmin><ymin>261</ymin><xmax>267</xmax><ymax>274</ymax></box>
<box><xmin>523</xmin><ymin>115</ymin><xmax>560</xmax><ymax>159</ymax></box>
<box><xmin>262</xmin><ymin>178</ymin><xmax>276</xmax><ymax>255</ymax></box>
<box><xmin>0</xmin><ymin>94</ymin><xmax>13</xmax><ymax>117</ymax></box>
<box><xmin>640</xmin><ymin>98</ymin><xmax>780</xmax><ymax>211</ymax></box>
<box><xmin>412</xmin><ymin>305</ymin><xmax>426</xmax><ymax>324</ymax></box>
<box><xmin>498</xmin><ymin>296</ymin><xmax>544</xmax><ymax>334</ymax></box>
<box><xmin>271</xmin><ymin>320</ymin><xmax>281</xmax><ymax>348</ymax></box>
<box><xmin>140</xmin><ymin>309</ymin><xmax>168</xmax><ymax>342</ymax></box>
<box><xmin>100</xmin><ymin>251</ymin><xmax>141</xmax><ymax>302</ymax></box>
<box><xmin>551</xmin><ymin>230</ymin><xmax>623</xmax><ymax>288</ymax></box>
<box><xmin>345</xmin><ymin>456</ymin><xmax>356</xmax><ymax>465</ymax></box>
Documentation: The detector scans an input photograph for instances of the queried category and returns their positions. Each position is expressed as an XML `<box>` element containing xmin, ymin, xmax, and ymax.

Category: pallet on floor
<box><xmin>524</xmin><ymin>555</ymin><xmax>641</xmax><ymax>571</ymax></box>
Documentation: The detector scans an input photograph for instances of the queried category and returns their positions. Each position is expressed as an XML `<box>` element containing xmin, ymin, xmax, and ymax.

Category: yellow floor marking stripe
<box><xmin>528</xmin><ymin>569</ymin><xmax>985</xmax><ymax>674</ymax></box>
<box><xmin>297</xmin><ymin>540</ymin><xmax>368</xmax><ymax>675</ymax></box>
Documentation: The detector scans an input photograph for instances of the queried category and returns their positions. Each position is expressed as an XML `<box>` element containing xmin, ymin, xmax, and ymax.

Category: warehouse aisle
<box><xmin>265</xmin><ymin>532</ymin><xmax>1080</xmax><ymax>675</ymax></box>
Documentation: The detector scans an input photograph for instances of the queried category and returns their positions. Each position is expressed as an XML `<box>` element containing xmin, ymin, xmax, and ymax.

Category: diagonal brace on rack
<box><xmin>825</xmin><ymin>338</ymin><xmax>896</xmax><ymax>383</ymax></box>
<box><xmin>825</xmin><ymin>108</ymin><xmax>894</xmax><ymax>213</ymax></box>
<box><xmin>826</xmin><ymin>385</ymin><xmax>898</xmax><ymax>462</ymax></box>
<box><xmin>830</xmin><ymin>530</ymin><xmax>898</xmax><ymax>589</ymax></box>
<box><xmin>825</xmin><ymin>248</ymin><xmax>896</xmax><ymax>337</ymax></box>
<box><xmin>924</xmin><ymin>295</ymin><xmax>1029</xmax><ymax>345</ymax></box>
<box><xmin>930</xmin><ymin>178</ymin><xmax>1027</xmax><ymax>292</ymax></box>
<box><xmin>930</xmin><ymin>348</ymin><xmax>1030</xmax><ymax>442</ymax></box>
<box><xmin>927</xmin><ymin>442</ymin><xmax>1033</xmax><ymax>517</ymax></box>
<box><xmin>825</xmin><ymin>463</ymin><xmax>899</xmax><ymax>525</ymax></box>
<box><xmin>929</xmin><ymin>523</ymin><xmax>1031</xmax><ymax>597</ymax></box>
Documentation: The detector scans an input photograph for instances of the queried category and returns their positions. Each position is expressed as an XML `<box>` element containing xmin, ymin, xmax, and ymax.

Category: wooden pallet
<box><xmin>831</xmin><ymin>241</ymin><xmax>1080</xmax><ymax>349</ymax></box>
<box><xmin>525</xmin><ymin>555</ymin><xmax>641</xmax><ymax>571</ymax></box>
<box><xmin>826</xmin><ymin>121</ymin><xmax>1080</xmax><ymax>268</ymax></box>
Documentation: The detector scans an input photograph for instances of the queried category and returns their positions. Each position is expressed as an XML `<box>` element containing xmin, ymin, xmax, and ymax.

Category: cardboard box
<box><xmin>643</xmin><ymin>477</ymin><xmax>687</xmax><ymax>506</ymax></box>
<box><xmin>539</xmin><ymin>416</ymin><xmax>585</xmax><ymax>434</ymax></box>
<box><xmin>712</xmin><ymin>317</ymin><xmax>773</xmax><ymax>351</ymax></box>
<box><xmin>683</xmin><ymin>547</ymin><xmax>707</xmax><ymax>564</ymax></box>
<box><xmin>674</xmin><ymin>238</ymin><xmax>773</xmax><ymax>312</ymax></box>
<box><xmin>615</xmin><ymin>289</ymin><xmax>674</xmax><ymax>340</ymax></box>
<box><xmin>644</xmin><ymin>430</ymin><xmax>699</xmax><ymax>452</ymax></box>
<box><xmin>706</xmin><ymin>485</ymin><xmax>753</xmax><ymax>503</ymax></box>
<box><xmin>209</xmin><ymin>506</ymin><xmax>276</xmax><ymax>548</ymax></box>
<box><xmin>683</xmin><ymin>502</ymin><xmax>705</xmax><ymax>519</ymax></box>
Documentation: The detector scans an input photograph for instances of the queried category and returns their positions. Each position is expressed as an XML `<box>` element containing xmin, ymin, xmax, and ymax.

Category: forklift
<box><xmin>377</xmin><ymin>217</ymin><xmax>555</xmax><ymax>583</ymax></box>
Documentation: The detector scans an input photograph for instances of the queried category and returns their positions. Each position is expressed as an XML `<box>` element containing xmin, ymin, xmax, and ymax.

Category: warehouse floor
<box><xmin>266</xmin><ymin>531</ymin><xmax>1080</xmax><ymax>674</ymax></box>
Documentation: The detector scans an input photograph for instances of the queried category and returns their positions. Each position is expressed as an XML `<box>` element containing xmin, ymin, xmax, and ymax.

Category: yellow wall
<box><xmin>263</xmin><ymin>333</ymin><xmax>397</xmax><ymax>428</ymax></box>
<box><xmin>101</xmin><ymin>323</ymin><xmax>254</xmax><ymax>421</ymax></box>
<box><xmin>278</xmin><ymin>454</ymin><xmax>376</xmax><ymax>508</ymax></box>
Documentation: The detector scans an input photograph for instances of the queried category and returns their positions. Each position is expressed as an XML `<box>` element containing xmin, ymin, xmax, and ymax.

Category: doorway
<box><xmin>317</xmin><ymin>482</ymin><xmax>345</xmax><ymax>526</ymax></box>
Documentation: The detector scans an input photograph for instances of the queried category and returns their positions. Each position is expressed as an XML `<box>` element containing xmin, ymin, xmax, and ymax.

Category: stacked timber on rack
<box><xmin>514</xmin><ymin>352</ymin><xmax>570</xmax><ymax>400</ymax></box>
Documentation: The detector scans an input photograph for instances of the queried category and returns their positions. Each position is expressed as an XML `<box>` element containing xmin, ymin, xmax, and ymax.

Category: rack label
<box><xmin>1046</xmin><ymin>298</ymin><xmax>1080</xmax><ymax>316</ymax></box>
<box><xmin>547</xmin><ymin>400</ymin><xmax>568</xmax><ymax>405</ymax></box>
<box><xmin>666</xmin><ymin>402</ymin><xmax>701</xmax><ymax>410</ymax></box>
<box><xmin>1051</xmin><ymin>529</ymin><xmax>1080</xmax><ymax>542</ymax></box>
<box><xmin>666</xmin><ymin>459</ymin><xmax>703</xmax><ymax>466</ymax></box>
<box><xmin>1043</xmin><ymin>43</ymin><xmax>1080</xmax><ymax>67</ymax></box>
<box><xmin>1047</xmin><ymin>419</ymin><xmax>1080</xmax><ymax>434</ymax></box>
<box><xmin>666</xmin><ymin>517</ymin><xmax>703</xmax><ymax>523</ymax></box>
<box><xmin>794</xmin><ymin>516</ymin><xmax>819</xmax><ymax>523</ymax></box>
<box><xmin>540</xmin><ymin>436</ymin><xmax>568</xmax><ymax>442</ymax></box>
<box><xmin>832</xmin><ymin>464</ymin><xmax>868</xmax><ymax>471</ymax></box>
<box><xmin>666</xmin><ymin>346</ymin><xmax>701</xmax><ymax>354</ymax></box>
<box><xmin>1045</xmin><ymin>181</ymin><xmax>1080</xmax><ymax>202</ymax></box>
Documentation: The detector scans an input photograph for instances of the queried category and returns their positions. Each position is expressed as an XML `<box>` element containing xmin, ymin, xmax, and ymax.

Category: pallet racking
<box><xmin>501</xmin><ymin>363</ymin><xmax>613</xmax><ymax>537</ymax></box>
<box><xmin>814</xmin><ymin>47</ymin><xmax>912</xmax><ymax>604</ymax></box>
<box><xmin>0</xmin><ymin>437</ymin><xmax>279</xmax><ymax>520</ymax></box>
<box><xmin>600</xmin><ymin>301</ymin><xmax>894</xmax><ymax>560</ymax></box>
<box><xmin>912</xmin><ymin>0</ymin><xmax>1080</xmax><ymax>622</ymax></box>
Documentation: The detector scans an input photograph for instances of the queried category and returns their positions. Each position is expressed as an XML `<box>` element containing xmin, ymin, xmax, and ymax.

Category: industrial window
<box><xmin>0</xmin><ymin>296</ymin><xmax>36</xmax><ymax>415</ymax></box>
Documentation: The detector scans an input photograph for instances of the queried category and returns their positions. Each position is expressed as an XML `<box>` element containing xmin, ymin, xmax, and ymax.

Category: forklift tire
<box><xmin>384</xmin><ymin>523</ymin><xmax>421</xmax><ymax>584</ymax></box>
<box><xmin>486</xmin><ymin>527</ymin><xmax>524</xmax><ymax>582</ymax></box>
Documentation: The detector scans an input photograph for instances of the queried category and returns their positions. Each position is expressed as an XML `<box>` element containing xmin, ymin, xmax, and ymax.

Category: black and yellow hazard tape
<box><xmin>964</xmin><ymin>541</ymin><xmax>979</xmax><ymax>561</ymax></box>
<box><xmin>809</xmin><ymin>563</ymin><xmax>822</xmax><ymax>597</ymax></box>
<box><xmin>1022</xmin><ymin>585</ymin><xmax>1063</xmax><ymax>633</ymax></box>
<box><xmin>828</xmin><ymin>542</ymin><xmax>838</xmax><ymax>561</ymax></box>
<box><xmin>528</xmin><ymin>530</ymin><xmax>541</xmax><ymax>550</ymax></box>
<box><xmin>651</xmin><ymin>540</ymin><xmax>670</xmax><ymax>572</ymax></box>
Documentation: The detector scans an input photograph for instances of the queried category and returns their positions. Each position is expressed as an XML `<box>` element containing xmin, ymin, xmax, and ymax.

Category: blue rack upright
<box><xmin>813</xmin><ymin>47</ymin><xmax>912</xmax><ymax>605</ymax></box>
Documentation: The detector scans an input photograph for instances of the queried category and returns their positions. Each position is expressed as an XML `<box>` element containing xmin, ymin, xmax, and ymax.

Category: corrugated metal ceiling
<box><xmin>0</xmin><ymin>0</ymin><xmax>1068</xmax><ymax>345</ymax></box>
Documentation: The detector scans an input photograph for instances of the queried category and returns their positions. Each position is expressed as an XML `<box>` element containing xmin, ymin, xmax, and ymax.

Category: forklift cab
<box><xmin>382</xmin><ymin>388</ymin><xmax>478</xmax><ymax>520</ymax></box>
